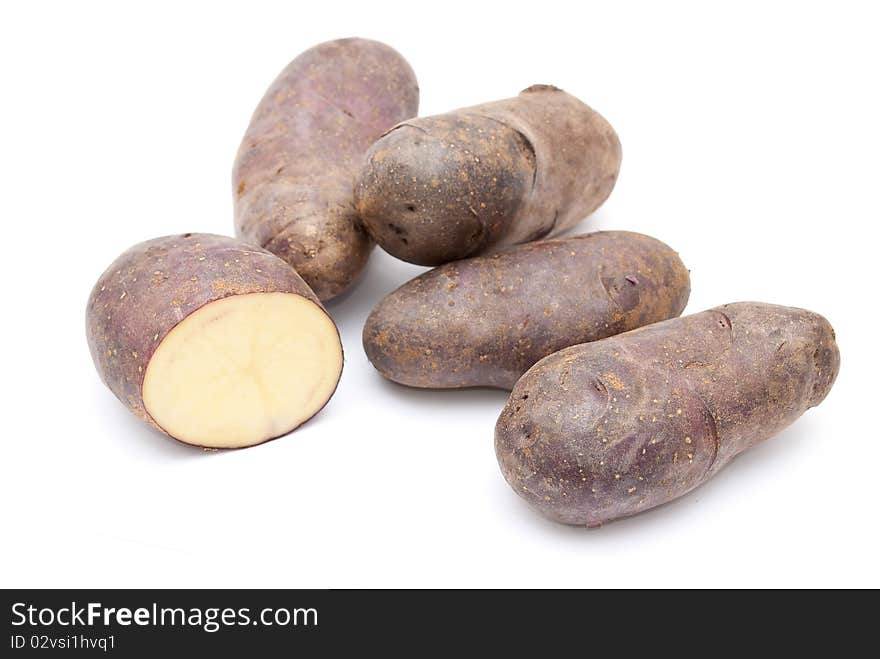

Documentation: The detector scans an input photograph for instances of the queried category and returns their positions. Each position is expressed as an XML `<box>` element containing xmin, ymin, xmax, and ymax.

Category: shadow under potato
<box><xmin>94</xmin><ymin>387</ymin><xmax>210</xmax><ymax>460</ymax></box>
<box><xmin>370</xmin><ymin>370</ymin><xmax>512</xmax><ymax>413</ymax></box>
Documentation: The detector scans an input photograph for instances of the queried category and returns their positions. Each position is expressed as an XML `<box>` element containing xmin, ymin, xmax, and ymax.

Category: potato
<box><xmin>363</xmin><ymin>231</ymin><xmax>689</xmax><ymax>389</ymax></box>
<box><xmin>495</xmin><ymin>302</ymin><xmax>840</xmax><ymax>526</ymax></box>
<box><xmin>233</xmin><ymin>38</ymin><xmax>419</xmax><ymax>300</ymax></box>
<box><xmin>86</xmin><ymin>234</ymin><xmax>342</xmax><ymax>449</ymax></box>
<box><xmin>354</xmin><ymin>84</ymin><xmax>621</xmax><ymax>266</ymax></box>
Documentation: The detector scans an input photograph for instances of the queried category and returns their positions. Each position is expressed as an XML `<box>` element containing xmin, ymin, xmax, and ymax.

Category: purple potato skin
<box><xmin>363</xmin><ymin>231</ymin><xmax>690</xmax><ymax>389</ymax></box>
<box><xmin>86</xmin><ymin>233</ymin><xmax>338</xmax><ymax>442</ymax></box>
<box><xmin>233</xmin><ymin>38</ymin><xmax>419</xmax><ymax>300</ymax></box>
<box><xmin>354</xmin><ymin>85</ymin><xmax>621</xmax><ymax>266</ymax></box>
<box><xmin>495</xmin><ymin>302</ymin><xmax>840</xmax><ymax>526</ymax></box>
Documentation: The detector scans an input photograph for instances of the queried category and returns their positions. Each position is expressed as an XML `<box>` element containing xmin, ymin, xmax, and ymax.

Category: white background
<box><xmin>2</xmin><ymin>1</ymin><xmax>878</xmax><ymax>588</ymax></box>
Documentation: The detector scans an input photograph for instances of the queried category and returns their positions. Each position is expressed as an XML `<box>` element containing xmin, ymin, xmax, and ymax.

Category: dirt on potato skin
<box><xmin>363</xmin><ymin>231</ymin><xmax>690</xmax><ymax>389</ymax></box>
<box><xmin>495</xmin><ymin>302</ymin><xmax>840</xmax><ymax>527</ymax></box>
<box><xmin>355</xmin><ymin>84</ymin><xmax>622</xmax><ymax>266</ymax></box>
<box><xmin>233</xmin><ymin>38</ymin><xmax>419</xmax><ymax>300</ymax></box>
<box><xmin>86</xmin><ymin>233</ymin><xmax>336</xmax><ymax>439</ymax></box>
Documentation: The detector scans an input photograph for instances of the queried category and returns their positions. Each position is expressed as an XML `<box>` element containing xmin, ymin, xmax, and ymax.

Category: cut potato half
<box><xmin>143</xmin><ymin>292</ymin><xmax>342</xmax><ymax>448</ymax></box>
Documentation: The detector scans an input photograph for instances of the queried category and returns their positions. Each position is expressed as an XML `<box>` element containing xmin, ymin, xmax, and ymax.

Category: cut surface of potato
<box><xmin>143</xmin><ymin>292</ymin><xmax>342</xmax><ymax>448</ymax></box>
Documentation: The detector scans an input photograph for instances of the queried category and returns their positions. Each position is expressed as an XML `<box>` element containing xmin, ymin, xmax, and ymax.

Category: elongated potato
<box><xmin>233</xmin><ymin>38</ymin><xmax>419</xmax><ymax>300</ymax></box>
<box><xmin>363</xmin><ymin>231</ymin><xmax>689</xmax><ymax>389</ymax></box>
<box><xmin>495</xmin><ymin>302</ymin><xmax>840</xmax><ymax>526</ymax></box>
<box><xmin>86</xmin><ymin>234</ymin><xmax>342</xmax><ymax>449</ymax></box>
<box><xmin>354</xmin><ymin>84</ymin><xmax>621</xmax><ymax>266</ymax></box>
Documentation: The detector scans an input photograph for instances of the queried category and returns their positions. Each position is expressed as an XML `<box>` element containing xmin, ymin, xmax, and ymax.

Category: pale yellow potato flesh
<box><xmin>143</xmin><ymin>292</ymin><xmax>342</xmax><ymax>448</ymax></box>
